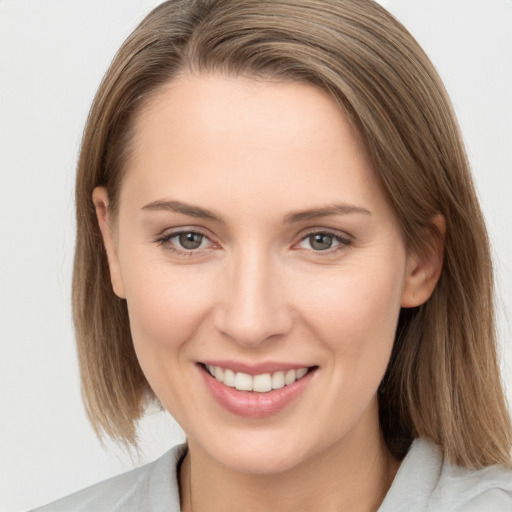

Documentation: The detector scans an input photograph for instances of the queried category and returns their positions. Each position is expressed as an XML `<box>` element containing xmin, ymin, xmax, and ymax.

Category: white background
<box><xmin>0</xmin><ymin>1</ymin><xmax>511</xmax><ymax>511</ymax></box>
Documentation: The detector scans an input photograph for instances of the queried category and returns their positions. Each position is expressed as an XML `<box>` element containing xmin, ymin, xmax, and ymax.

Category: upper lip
<box><xmin>199</xmin><ymin>360</ymin><xmax>316</xmax><ymax>375</ymax></box>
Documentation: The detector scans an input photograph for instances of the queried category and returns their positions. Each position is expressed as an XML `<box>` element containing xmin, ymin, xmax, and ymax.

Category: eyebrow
<box><xmin>141</xmin><ymin>199</ymin><xmax>371</xmax><ymax>224</ymax></box>
<box><xmin>283</xmin><ymin>203</ymin><xmax>372</xmax><ymax>223</ymax></box>
<box><xmin>141</xmin><ymin>199</ymin><xmax>224</xmax><ymax>223</ymax></box>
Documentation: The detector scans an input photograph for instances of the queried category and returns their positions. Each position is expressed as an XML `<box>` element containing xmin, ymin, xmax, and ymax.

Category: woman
<box><xmin>33</xmin><ymin>0</ymin><xmax>512</xmax><ymax>510</ymax></box>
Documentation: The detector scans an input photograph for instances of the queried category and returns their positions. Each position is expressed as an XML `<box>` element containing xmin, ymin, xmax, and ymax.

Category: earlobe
<box><xmin>401</xmin><ymin>214</ymin><xmax>445</xmax><ymax>308</ymax></box>
<box><xmin>92</xmin><ymin>187</ymin><xmax>126</xmax><ymax>299</ymax></box>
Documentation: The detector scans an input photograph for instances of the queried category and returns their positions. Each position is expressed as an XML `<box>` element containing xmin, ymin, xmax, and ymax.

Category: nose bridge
<box><xmin>214</xmin><ymin>242</ymin><xmax>292</xmax><ymax>346</ymax></box>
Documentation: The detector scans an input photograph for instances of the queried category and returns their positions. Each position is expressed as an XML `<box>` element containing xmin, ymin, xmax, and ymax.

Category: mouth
<box><xmin>198</xmin><ymin>362</ymin><xmax>318</xmax><ymax>418</ymax></box>
<box><xmin>201</xmin><ymin>363</ymin><xmax>314</xmax><ymax>393</ymax></box>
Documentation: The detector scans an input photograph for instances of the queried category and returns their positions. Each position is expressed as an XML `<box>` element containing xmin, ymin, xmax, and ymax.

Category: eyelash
<box><xmin>297</xmin><ymin>229</ymin><xmax>353</xmax><ymax>253</ymax></box>
<box><xmin>153</xmin><ymin>228</ymin><xmax>353</xmax><ymax>256</ymax></box>
<box><xmin>154</xmin><ymin>230</ymin><xmax>214</xmax><ymax>256</ymax></box>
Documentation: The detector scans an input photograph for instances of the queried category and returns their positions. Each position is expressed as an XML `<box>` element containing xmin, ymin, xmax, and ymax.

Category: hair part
<box><xmin>73</xmin><ymin>0</ymin><xmax>512</xmax><ymax>465</ymax></box>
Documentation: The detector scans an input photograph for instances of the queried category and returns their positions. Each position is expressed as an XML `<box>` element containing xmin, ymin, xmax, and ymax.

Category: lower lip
<box><xmin>199</xmin><ymin>365</ymin><xmax>316</xmax><ymax>418</ymax></box>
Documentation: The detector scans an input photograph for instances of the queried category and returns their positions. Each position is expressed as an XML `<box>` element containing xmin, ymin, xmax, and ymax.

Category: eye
<box><xmin>296</xmin><ymin>231</ymin><xmax>352</xmax><ymax>252</ymax></box>
<box><xmin>154</xmin><ymin>229</ymin><xmax>214</xmax><ymax>254</ymax></box>
<box><xmin>174</xmin><ymin>232</ymin><xmax>206</xmax><ymax>250</ymax></box>
<box><xmin>304</xmin><ymin>233</ymin><xmax>336</xmax><ymax>251</ymax></box>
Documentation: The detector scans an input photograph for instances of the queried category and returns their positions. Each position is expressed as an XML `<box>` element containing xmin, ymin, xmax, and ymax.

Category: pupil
<box><xmin>310</xmin><ymin>234</ymin><xmax>333</xmax><ymax>250</ymax></box>
<box><xmin>179</xmin><ymin>232</ymin><xmax>203</xmax><ymax>249</ymax></box>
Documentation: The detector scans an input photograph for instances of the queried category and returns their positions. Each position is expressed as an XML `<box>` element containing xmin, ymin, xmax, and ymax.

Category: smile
<box><xmin>205</xmin><ymin>364</ymin><xmax>309</xmax><ymax>393</ymax></box>
<box><xmin>199</xmin><ymin>362</ymin><xmax>317</xmax><ymax>418</ymax></box>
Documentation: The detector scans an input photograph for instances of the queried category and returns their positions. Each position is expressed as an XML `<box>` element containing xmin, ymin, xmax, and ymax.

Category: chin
<box><xmin>190</xmin><ymin>426</ymin><xmax>333</xmax><ymax>476</ymax></box>
<box><xmin>218</xmin><ymin>444</ymin><xmax>308</xmax><ymax>475</ymax></box>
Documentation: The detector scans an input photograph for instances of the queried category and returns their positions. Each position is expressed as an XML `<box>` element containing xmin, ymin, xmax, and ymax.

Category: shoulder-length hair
<box><xmin>73</xmin><ymin>0</ymin><xmax>512</xmax><ymax>467</ymax></box>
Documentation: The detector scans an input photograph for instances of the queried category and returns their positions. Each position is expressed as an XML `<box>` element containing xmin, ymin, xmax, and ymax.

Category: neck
<box><xmin>179</xmin><ymin>414</ymin><xmax>400</xmax><ymax>512</ymax></box>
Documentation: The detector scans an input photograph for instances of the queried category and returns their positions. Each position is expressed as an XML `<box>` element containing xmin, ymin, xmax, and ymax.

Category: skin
<box><xmin>94</xmin><ymin>74</ymin><xmax>443</xmax><ymax>512</ymax></box>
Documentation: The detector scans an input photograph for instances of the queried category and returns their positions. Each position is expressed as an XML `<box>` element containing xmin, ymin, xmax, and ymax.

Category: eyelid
<box><xmin>152</xmin><ymin>226</ymin><xmax>353</xmax><ymax>256</ymax></box>
<box><xmin>153</xmin><ymin>227</ymin><xmax>218</xmax><ymax>255</ymax></box>
<box><xmin>155</xmin><ymin>223</ymin><xmax>210</xmax><ymax>237</ymax></box>
<box><xmin>293</xmin><ymin>227</ymin><xmax>353</xmax><ymax>252</ymax></box>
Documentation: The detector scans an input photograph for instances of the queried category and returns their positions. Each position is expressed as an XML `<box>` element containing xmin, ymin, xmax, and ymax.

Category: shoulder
<box><xmin>29</xmin><ymin>444</ymin><xmax>187</xmax><ymax>512</ymax></box>
<box><xmin>432</xmin><ymin>454</ymin><xmax>512</xmax><ymax>512</ymax></box>
<box><xmin>380</xmin><ymin>438</ymin><xmax>512</xmax><ymax>512</ymax></box>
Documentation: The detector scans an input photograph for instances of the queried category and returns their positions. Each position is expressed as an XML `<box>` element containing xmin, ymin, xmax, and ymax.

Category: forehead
<box><xmin>136</xmin><ymin>73</ymin><xmax>359</xmax><ymax>156</ymax></box>
<box><xmin>120</xmin><ymin>73</ymin><xmax>388</xmax><ymax>219</ymax></box>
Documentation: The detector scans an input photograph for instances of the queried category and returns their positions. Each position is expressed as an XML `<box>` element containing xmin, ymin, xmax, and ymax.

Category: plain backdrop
<box><xmin>0</xmin><ymin>1</ymin><xmax>511</xmax><ymax>511</ymax></box>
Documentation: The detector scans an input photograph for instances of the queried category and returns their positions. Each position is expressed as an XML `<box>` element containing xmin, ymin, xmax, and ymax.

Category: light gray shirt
<box><xmin>31</xmin><ymin>438</ymin><xmax>512</xmax><ymax>511</ymax></box>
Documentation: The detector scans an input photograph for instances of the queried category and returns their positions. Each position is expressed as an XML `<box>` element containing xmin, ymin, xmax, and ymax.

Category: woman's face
<box><xmin>96</xmin><ymin>74</ymin><xmax>424</xmax><ymax>474</ymax></box>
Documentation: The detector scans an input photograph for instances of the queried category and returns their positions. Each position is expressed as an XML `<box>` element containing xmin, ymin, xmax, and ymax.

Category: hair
<box><xmin>73</xmin><ymin>0</ymin><xmax>511</xmax><ymax>468</ymax></box>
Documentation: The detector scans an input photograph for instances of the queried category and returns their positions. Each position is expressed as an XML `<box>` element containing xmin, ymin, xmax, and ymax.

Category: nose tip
<box><xmin>214</xmin><ymin>304</ymin><xmax>292</xmax><ymax>347</ymax></box>
<box><xmin>213</xmin><ymin>262</ymin><xmax>293</xmax><ymax>347</ymax></box>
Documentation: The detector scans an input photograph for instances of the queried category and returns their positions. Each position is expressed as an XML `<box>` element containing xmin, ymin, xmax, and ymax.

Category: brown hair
<box><xmin>73</xmin><ymin>0</ymin><xmax>512</xmax><ymax>467</ymax></box>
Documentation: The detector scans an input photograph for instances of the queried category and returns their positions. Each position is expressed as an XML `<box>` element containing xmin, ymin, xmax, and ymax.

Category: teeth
<box><xmin>253</xmin><ymin>373</ymin><xmax>272</xmax><ymax>392</ymax></box>
<box><xmin>235</xmin><ymin>372</ymin><xmax>253</xmax><ymax>391</ymax></box>
<box><xmin>206</xmin><ymin>365</ymin><xmax>310</xmax><ymax>393</ymax></box>
<box><xmin>296</xmin><ymin>367</ymin><xmax>308</xmax><ymax>379</ymax></box>
<box><xmin>223</xmin><ymin>369</ymin><xmax>236</xmax><ymax>387</ymax></box>
<box><xmin>284</xmin><ymin>369</ymin><xmax>296</xmax><ymax>385</ymax></box>
<box><xmin>271</xmin><ymin>371</ymin><xmax>285</xmax><ymax>390</ymax></box>
<box><xmin>214</xmin><ymin>366</ymin><xmax>224</xmax><ymax>381</ymax></box>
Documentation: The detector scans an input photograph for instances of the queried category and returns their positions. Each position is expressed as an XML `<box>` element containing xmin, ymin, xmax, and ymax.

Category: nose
<box><xmin>213</xmin><ymin>247</ymin><xmax>293</xmax><ymax>347</ymax></box>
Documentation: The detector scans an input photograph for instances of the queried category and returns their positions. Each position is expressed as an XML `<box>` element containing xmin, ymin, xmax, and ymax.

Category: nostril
<box><xmin>213</xmin><ymin>305</ymin><xmax>294</xmax><ymax>347</ymax></box>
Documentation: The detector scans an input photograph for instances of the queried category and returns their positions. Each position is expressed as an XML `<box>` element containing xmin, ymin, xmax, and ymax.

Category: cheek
<box><xmin>294</xmin><ymin>255</ymin><xmax>405</xmax><ymax>431</ymax></box>
<box><xmin>309</xmin><ymin>270</ymin><xmax>400</xmax><ymax>323</ymax></box>
<box><xmin>120</xmin><ymin>256</ymin><xmax>216</xmax><ymax>360</ymax></box>
<box><xmin>293</xmin><ymin>250</ymin><xmax>406</xmax><ymax>362</ymax></box>
<box><xmin>120</xmin><ymin>259</ymin><xmax>219</xmax><ymax>414</ymax></box>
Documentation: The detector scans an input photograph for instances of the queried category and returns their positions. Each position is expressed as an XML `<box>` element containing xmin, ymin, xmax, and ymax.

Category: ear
<box><xmin>401</xmin><ymin>214</ymin><xmax>445</xmax><ymax>308</ymax></box>
<box><xmin>92</xmin><ymin>186</ymin><xmax>126</xmax><ymax>299</ymax></box>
